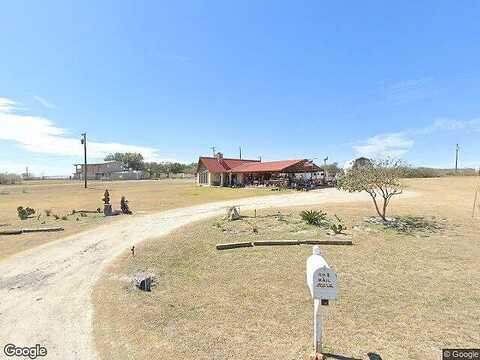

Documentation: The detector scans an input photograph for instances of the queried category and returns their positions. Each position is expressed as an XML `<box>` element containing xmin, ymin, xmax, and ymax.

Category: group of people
<box><xmin>239</xmin><ymin>173</ymin><xmax>337</xmax><ymax>190</ymax></box>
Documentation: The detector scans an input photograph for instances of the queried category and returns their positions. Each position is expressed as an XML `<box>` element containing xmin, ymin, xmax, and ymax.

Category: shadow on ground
<box><xmin>323</xmin><ymin>352</ymin><xmax>382</xmax><ymax>360</ymax></box>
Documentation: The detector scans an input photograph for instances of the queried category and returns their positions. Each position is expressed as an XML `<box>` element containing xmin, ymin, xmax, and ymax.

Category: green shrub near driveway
<box><xmin>17</xmin><ymin>206</ymin><xmax>35</xmax><ymax>220</ymax></box>
<box><xmin>300</xmin><ymin>210</ymin><xmax>327</xmax><ymax>226</ymax></box>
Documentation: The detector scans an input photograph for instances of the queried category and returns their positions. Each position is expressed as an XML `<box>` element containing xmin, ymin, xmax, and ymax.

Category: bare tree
<box><xmin>337</xmin><ymin>159</ymin><xmax>405</xmax><ymax>221</ymax></box>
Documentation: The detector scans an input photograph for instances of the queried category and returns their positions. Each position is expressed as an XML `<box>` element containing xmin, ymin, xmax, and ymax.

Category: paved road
<box><xmin>0</xmin><ymin>189</ymin><xmax>378</xmax><ymax>359</ymax></box>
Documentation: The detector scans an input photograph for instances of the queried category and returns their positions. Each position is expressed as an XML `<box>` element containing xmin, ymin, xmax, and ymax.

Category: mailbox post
<box><xmin>306</xmin><ymin>245</ymin><xmax>338</xmax><ymax>355</ymax></box>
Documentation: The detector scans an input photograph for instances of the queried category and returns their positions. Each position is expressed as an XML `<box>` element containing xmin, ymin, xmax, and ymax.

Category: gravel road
<box><xmin>0</xmin><ymin>189</ymin><xmax>384</xmax><ymax>359</ymax></box>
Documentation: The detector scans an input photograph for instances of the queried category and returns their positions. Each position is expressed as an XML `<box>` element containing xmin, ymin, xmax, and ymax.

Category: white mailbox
<box><xmin>306</xmin><ymin>245</ymin><xmax>338</xmax><ymax>355</ymax></box>
<box><xmin>306</xmin><ymin>246</ymin><xmax>338</xmax><ymax>300</ymax></box>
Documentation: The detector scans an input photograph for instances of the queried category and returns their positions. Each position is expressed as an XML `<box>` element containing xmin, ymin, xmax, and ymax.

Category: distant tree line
<box><xmin>104</xmin><ymin>152</ymin><xmax>196</xmax><ymax>176</ymax></box>
<box><xmin>399</xmin><ymin>166</ymin><xmax>478</xmax><ymax>178</ymax></box>
<box><xmin>104</xmin><ymin>152</ymin><xmax>145</xmax><ymax>171</ymax></box>
<box><xmin>323</xmin><ymin>163</ymin><xmax>342</xmax><ymax>176</ymax></box>
<box><xmin>143</xmin><ymin>162</ymin><xmax>197</xmax><ymax>177</ymax></box>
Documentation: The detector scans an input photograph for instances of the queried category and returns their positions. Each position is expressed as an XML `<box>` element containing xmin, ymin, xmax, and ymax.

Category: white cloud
<box><xmin>0</xmin><ymin>160</ymin><xmax>70</xmax><ymax>177</ymax></box>
<box><xmin>0</xmin><ymin>97</ymin><xmax>174</xmax><ymax>172</ymax></box>
<box><xmin>33</xmin><ymin>95</ymin><xmax>58</xmax><ymax>110</ymax></box>
<box><xmin>351</xmin><ymin>116</ymin><xmax>480</xmax><ymax>163</ymax></box>
<box><xmin>0</xmin><ymin>98</ymin><xmax>17</xmax><ymax>112</ymax></box>
<box><xmin>385</xmin><ymin>77</ymin><xmax>434</xmax><ymax>105</ymax></box>
<box><xmin>353</xmin><ymin>133</ymin><xmax>414</xmax><ymax>158</ymax></box>
<box><xmin>418</xmin><ymin>118</ymin><xmax>480</xmax><ymax>134</ymax></box>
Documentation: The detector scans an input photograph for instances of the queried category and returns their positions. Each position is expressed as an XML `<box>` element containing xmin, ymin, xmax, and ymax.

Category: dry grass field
<box><xmin>0</xmin><ymin>179</ymin><xmax>273</xmax><ymax>259</ymax></box>
<box><xmin>93</xmin><ymin>177</ymin><xmax>480</xmax><ymax>360</ymax></box>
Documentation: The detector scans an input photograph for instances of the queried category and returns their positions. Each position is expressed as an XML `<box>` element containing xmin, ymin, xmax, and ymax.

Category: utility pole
<box><xmin>210</xmin><ymin>146</ymin><xmax>216</xmax><ymax>157</ymax></box>
<box><xmin>81</xmin><ymin>133</ymin><xmax>87</xmax><ymax>188</ymax></box>
<box><xmin>455</xmin><ymin>144</ymin><xmax>459</xmax><ymax>173</ymax></box>
<box><xmin>239</xmin><ymin>146</ymin><xmax>242</xmax><ymax>159</ymax></box>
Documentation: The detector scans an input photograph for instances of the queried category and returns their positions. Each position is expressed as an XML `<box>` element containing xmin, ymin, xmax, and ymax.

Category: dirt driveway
<box><xmin>0</xmin><ymin>189</ymin><xmax>386</xmax><ymax>359</ymax></box>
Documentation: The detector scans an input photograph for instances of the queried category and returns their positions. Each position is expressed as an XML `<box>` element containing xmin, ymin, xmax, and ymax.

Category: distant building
<box><xmin>73</xmin><ymin>161</ymin><xmax>124</xmax><ymax>180</ymax></box>
<box><xmin>196</xmin><ymin>152</ymin><xmax>323</xmax><ymax>186</ymax></box>
<box><xmin>110</xmin><ymin>170</ymin><xmax>144</xmax><ymax>180</ymax></box>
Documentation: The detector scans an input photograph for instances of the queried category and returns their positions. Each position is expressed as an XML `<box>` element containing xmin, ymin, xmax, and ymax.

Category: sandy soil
<box><xmin>0</xmin><ymin>179</ymin><xmax>274</xmax><ymax>260</ymax></box>
<box><xmin>0</xmin><ymin>189</ymin><xmax>376</xmax><ymax>360</ymax></box>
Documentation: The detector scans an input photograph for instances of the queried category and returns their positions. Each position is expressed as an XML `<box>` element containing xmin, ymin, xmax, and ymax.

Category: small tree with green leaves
<box><xmin>338</xmin><ymin>159</ymin><xmax>406</xmax><ymax>221</ymax></box>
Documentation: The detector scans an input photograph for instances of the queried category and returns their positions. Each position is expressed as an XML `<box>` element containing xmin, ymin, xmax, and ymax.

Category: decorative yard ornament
<box><xmin>102</xmin><ymin>189</ymin><xmax>112</xmax><ymax>216</ymax></box>
<box><xmin>121</xmin><ymin>196</ymin><xmax>132</xmax><ymax>214</ymax></box>
<box><xmin>225</xmin><ymin>206</ymin><xmax>241</xmax><ymax>221</ymax></box>
<box><xmin>306</xmin><ymin>246</ymin><xmax>338</xmax><ymax>357</ymax></box>
<box><xmin>102</xmin><ymin>189</ymin><xmax>110</xmax><ymax>204</ymax></box>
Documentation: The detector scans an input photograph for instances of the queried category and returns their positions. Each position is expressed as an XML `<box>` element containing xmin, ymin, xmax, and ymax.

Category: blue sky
<box><xmin>1</xmin><ymin>1</ymin><xmax>480</xmax><ymax>175</ymax></box>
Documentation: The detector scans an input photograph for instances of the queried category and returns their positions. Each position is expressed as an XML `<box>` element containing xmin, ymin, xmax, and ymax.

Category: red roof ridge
<box><xmin>228</xmin><ymin>159</ymin><xmax>314</xmax><ymax>173</ymax></box>
<box><xmin>199</xmin><ymin>156</ymin><xmax>259</xmax><ymax>162</ymax></box>
<box><xmin>197</xmin><ymin>157</ymin><xmax>321</xmax><ymax>174</ymax></box>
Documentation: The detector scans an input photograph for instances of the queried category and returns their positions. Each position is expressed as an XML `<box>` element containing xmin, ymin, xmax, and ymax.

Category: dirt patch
<box><xmin>0</xmin><ymin>179</ymin><xmax>275</xmax><ymax>259</ymax></box>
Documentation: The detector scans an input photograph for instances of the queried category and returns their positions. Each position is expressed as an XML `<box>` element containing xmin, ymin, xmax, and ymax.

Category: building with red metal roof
<box><xmin>197</xmin><ymin>153</ymin><xmax>322</xmax><ymax>186</ymax></box>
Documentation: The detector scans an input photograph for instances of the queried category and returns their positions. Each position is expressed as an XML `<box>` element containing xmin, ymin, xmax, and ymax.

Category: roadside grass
<box><xmin>93</xmin><ymin>177</ymin><xmax>480</xmax><ymax>360</ymax></box>
<box><xmin>0</xmin><ymin>179</ymin><xmax>275</xmax><ymax>259</ymax></box>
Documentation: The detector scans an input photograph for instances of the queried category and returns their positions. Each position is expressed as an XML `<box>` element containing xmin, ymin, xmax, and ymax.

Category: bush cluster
<box><xmin>17</xmin><ymin>206</ymin><xmax>35</xmax><ymax>220</ymax></box>
<box><xmin>300</xmin><ymin>210</ymin><xmax>327</xmax><ymax>225</ymax></box>
<box><xmin>300</xmin><ymin>210</ymin><xmax>347</xmax><ymax>234</ymax></box>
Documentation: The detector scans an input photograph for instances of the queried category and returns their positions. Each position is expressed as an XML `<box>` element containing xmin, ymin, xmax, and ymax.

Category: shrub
<box><xmin>53</xmin><ymin>214</ymin><xmax>60</xmax><ymax>220</ymax></box>
<box><xmin>61</xmin><ymin>215</ymin><xmax>68</xmax><ymax>221</ymax></box>
<box><xmin>366</xmin><ymin>215</ymin><xmax>444</xmax><ymax>234</ymax></box>
<box><xmin>330</xmin><ymin>215</ymin><xmax>347</xmax><ymax>234</ymax></box>
<box><xmin>17</xmin><ymin>206</ymin><xmax>35</xmax><ymax>220</ymax></box>
<box><xmin>45</xmin><ymin>209</ymin><xmax>52</xmax><ymax>217</ymax></box>
<box><xmin>300</xmin><ymin>210</ymin><xmax>327</xmax><ymax>226</ymax></box>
